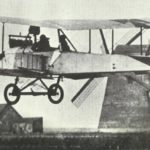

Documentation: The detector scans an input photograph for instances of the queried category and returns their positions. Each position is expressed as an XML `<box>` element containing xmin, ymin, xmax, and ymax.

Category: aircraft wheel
<box><xmin>4</xmin><ymin>84</ymin><xmax>20</xmax><ymax>105</ymax></box>
<box><xmin>48</xmin><ymin>84</ymin><xmax>64</xmax><ymax>104</ymax></box>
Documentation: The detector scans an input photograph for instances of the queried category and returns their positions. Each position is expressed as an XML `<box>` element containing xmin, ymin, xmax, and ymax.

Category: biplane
<box><xmin>0</xmin><ymin>17</ymin><xmax>150</xmax><ymax>105</ymax></box>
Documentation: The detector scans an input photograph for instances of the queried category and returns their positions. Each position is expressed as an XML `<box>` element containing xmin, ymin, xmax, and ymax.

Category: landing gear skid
<box><xmin>4</xmin><ymin>76</ymin><xmax>64</xmax><ymax>105</ymax></box>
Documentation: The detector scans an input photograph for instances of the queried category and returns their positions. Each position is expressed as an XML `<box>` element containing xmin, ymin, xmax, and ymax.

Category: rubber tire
<box><xmin>4</xmin><ymin>84</ymin><xmax>20</xmax><ymax>105</ymax></box>
<box><xmin>48</xmin><ymin>84</ymin><xmax>64</xmax><ymax>104</ymax></box>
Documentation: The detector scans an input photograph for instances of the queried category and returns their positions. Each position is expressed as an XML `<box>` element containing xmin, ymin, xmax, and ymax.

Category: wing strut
<box><xmin>89</xmin><ymin>29</ymin><xmax>91</xmax><ymax>53</ymax></box>
<box><xmin>99</xmin><ymin>29</ymin><xmax>109</xmax><ymax>54</ymax></box>
<box><xmin>0</xmin><ymin>22</ymin><xmax>5</xmax><ymax>60</ymax></box>
<box><xmin>126</xmin><ymin>28</ymin><xmax>144</xmax><ymax>45</ymax></box>
<box><xmin>140</xmin><ymin>27</ymin><xmax>143</xmax><ymax>55</ymax></box>
<box><xmin>2</xmin><ymin>22</ymin><xmax>4</xmax><ymax>53</ymax></box>
<box><xmin>112</xmin><ymin>29</ymin><xmax>114</xmax><ymax>53</ymax></box>
<box><xmin>58</xmin><ymin>29</ymin><xmax>77</xmax><ymax>52</ymax></box>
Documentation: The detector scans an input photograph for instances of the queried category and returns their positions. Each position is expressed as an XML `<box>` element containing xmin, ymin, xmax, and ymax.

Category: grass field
<box><xmin>0</xmin><ymin>131</ymin><xmax>150</xmax><ymax>150</ymax></box>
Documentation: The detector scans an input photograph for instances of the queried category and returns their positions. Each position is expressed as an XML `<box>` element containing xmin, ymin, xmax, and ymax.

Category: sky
<box><xmin>0</xmin><ymin>0</ymin><xmax>150</xmax><ymax>19</ymax></box>
<box><xmin>0</xmin><ymin>0</ymin><xmax>150</xmax><ymax>129</ymax></box>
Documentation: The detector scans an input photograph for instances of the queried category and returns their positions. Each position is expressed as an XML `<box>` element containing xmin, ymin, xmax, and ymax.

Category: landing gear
<box><xmin>4</xmin><ymin>84</ymin><xmax>20</xmax><ymax>105</ymax></box>
<box><xmin>48</xmin><ymin>76</ymin><xmax>64</xmax><ymax>104</ymax></box>
<box><xmin>48</xmin><ymin>84</ymin><xmax>64</xmax><ymax>104</ymax></box>
<box><xmin>4</xmin><ymin>76</ymin><xmax>64</xmax><ymax>105</ymax></box>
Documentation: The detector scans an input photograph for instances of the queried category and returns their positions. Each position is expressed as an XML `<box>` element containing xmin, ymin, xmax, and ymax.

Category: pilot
<box><xmin>32</xmin><ymin>34</ymin><xmax>51</xmax><ymax>52</ymax></box>
<box><xmin>59</xmin><ymin>35</ymin><xmax>70</xmax><ymax>52</ymax></box>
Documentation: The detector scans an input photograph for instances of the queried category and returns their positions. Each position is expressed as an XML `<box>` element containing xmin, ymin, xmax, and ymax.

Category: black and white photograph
<box><xmin>0</xmin><ymin>0</ymin><xmax>150</xmax><ymax>149</ymax></box>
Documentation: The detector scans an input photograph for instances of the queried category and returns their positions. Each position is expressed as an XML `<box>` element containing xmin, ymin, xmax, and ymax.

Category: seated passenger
<box><xmin>60</xmin><ymin>35</ymin><xmax>70</xmax><ymax>52</ymax></box>
<box><xmin>32</xmin><ymin>34</ymin><xmax>50</xmax><ymax>52</ymax></box>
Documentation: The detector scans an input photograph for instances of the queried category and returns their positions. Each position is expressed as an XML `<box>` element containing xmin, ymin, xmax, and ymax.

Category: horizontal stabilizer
<box><xmin>72</xmin><ymin>78</ymin><xmax>103</xmax><ymax>107</ymax></box>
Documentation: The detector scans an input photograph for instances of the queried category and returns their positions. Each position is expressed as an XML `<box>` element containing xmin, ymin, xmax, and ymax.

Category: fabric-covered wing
<box><xmin>0</xmin><ymin>16</ymin><xmax>150</xmax><ymax>29</ymax></box>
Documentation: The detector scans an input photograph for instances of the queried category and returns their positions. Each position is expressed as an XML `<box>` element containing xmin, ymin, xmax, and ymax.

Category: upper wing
<box><xmin>1</xmin><ymin>16</ymin><xmax>150</xmax><ymax>30</ymax></box>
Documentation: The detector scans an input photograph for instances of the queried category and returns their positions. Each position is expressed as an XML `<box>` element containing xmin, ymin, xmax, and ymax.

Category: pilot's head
<box><xmin>40</xmin><ymin>34</ymin><xmax>47</xmax><ymax>41</ymax></box>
